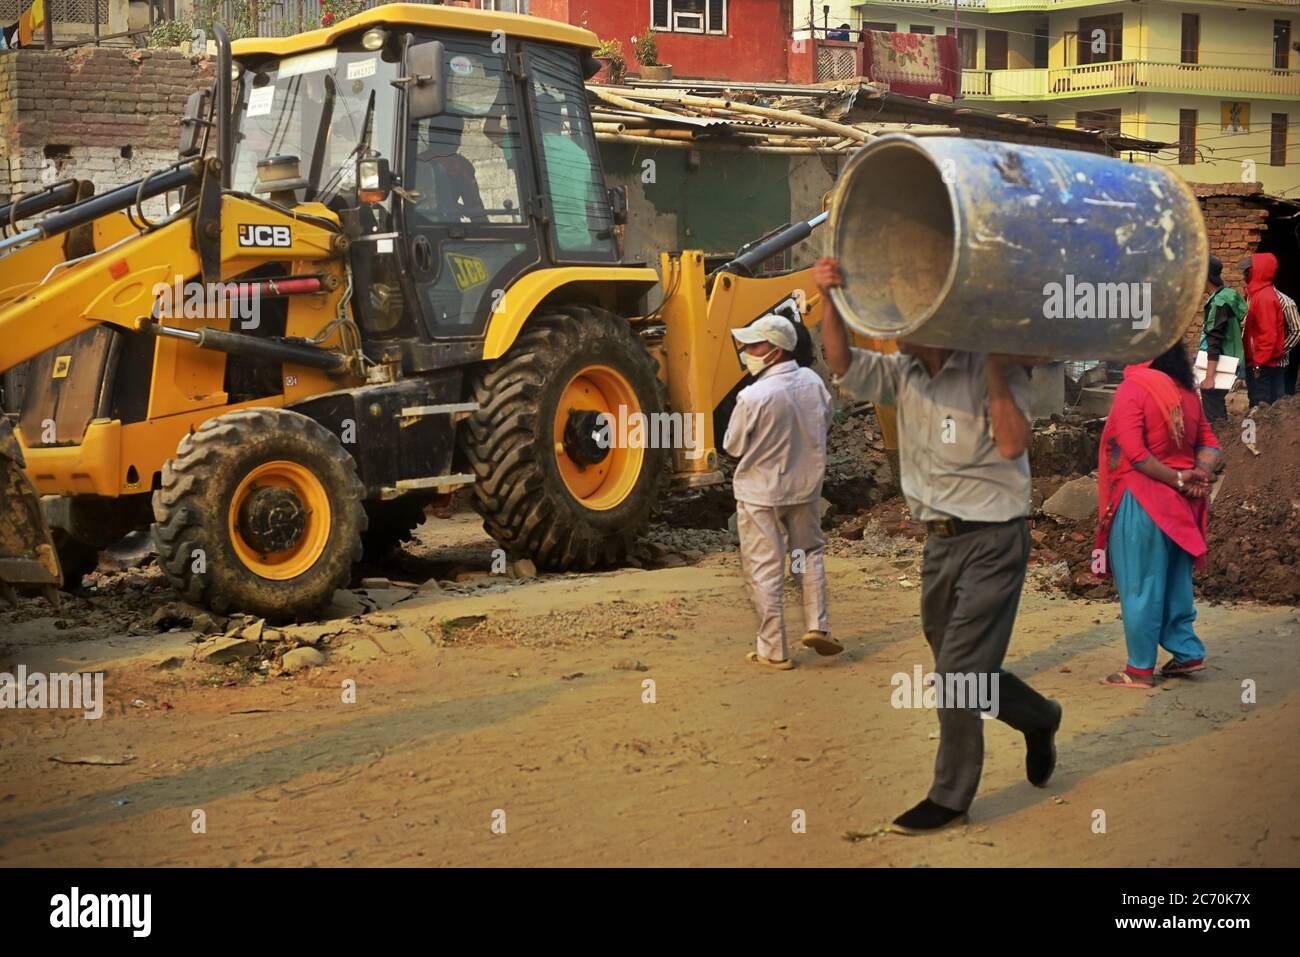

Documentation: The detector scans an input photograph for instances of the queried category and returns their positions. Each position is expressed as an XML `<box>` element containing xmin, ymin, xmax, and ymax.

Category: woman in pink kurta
<box><xmin>1094</xmin><ymin>344</ymin><xmax>1223</xmax><ymax>689</ymax></box>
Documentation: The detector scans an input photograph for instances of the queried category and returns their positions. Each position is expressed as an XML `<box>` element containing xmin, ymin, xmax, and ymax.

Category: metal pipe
<box><xmin>717</xmin><ymin>211</ymin><xmax>829</xmax><ymax>278</ymax></box>
<box><xmin>0</xmin><ymin>180</ymin><xmax>80</xmax><ymax>230</ymax></box>
<box><xmin>828</xmin><ymin>134</ymin><xmax>1207</xmax><ymax>361</ymax></box>
<box><xmin>0</xmin><ymin>228</ymin><xmax>44</xmax><ymax>256</ymax></box>
<box><xmin>18</xmin><ymin>162</ymin><xmax>201</xmax><ymax>247</ymax></box>
<box><xmin>214</xmin><ymin>23</ymin><xmax>233</xmax><ymax>190</ymax></box>
<box><xmin>151</xmin><ymin>324</ymin><xmax>346</xmax><ymax>372</ymax></box>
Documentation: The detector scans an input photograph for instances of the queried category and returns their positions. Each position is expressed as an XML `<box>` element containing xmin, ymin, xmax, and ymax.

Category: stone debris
<box><xmin>195</xmin><ymin>635</ymin><xmax>261</xmax><ymax>665</ymax></box>
<box><xmin>1042</xmin><ymin>476</ymin><xmax>1099</xmax><ymax>522</ymax></box>
<box><xmin>281</xmin><ymin>647</ymin><xmax>325</xmax><ymax>673</ymax></box>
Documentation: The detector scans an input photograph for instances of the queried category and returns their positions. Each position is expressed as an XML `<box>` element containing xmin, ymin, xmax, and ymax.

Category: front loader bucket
<box><xmin>0</xmin><ymin>418</ymin><xmax>61</xmax><ymax>602</ymax></box>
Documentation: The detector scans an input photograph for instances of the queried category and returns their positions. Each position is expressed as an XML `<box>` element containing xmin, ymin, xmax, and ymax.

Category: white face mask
<box><xmin>741</xmin><ymin>349</ymin><xmax>776</xmax><ymax>376</ymax></box>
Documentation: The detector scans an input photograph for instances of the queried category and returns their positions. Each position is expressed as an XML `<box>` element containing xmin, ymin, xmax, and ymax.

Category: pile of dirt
<box><xmin>822</xmin><ymin>401</ymin><xmax>897</xmax><ymax>513</ymax></box>
<box><xmin>1201</xmin><ymin>394</ymin><xmax>1300</xmax><ymax>603</ymax></box>
<box><xmin>833</xmin><ymin>395</ymin><xmax>1300</xmax><ymax>605</ymax></box>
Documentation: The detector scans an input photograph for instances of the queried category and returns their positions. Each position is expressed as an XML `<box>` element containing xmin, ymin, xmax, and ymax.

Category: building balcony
<box><xmin>960</xmin><ymin>60</ymin><xmax>1300</xmax><ymax>101</ymax></box>
<box><xmin>857</xmin><ymin>0</ymin><xmax>1300</xmax><ymax>11</ymax></box>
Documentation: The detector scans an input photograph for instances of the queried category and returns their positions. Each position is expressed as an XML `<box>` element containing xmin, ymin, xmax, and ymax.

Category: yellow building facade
<box><xmin>848</xmin><ymin>1</ymin><xmax>1300</xmax><ymax>195</ymax></box>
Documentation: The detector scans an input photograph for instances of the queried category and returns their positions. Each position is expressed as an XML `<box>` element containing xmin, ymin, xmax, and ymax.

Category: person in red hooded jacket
<box><xmin>1242</xmin><ymin>252</ymin><xmax>1288</xmax><ymax>406</ymax></box>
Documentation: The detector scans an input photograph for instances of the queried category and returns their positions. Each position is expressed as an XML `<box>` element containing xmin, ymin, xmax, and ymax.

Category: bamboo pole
<box><xmin>594</xmin><ymin>132</ymin><xmax>842</xmax><ymax>155</ymax></box>
<box><xmin>604</xmin><ymin>88</ymin><xmax>873</xmax><ymax>143</ymax></box>
<box><xmin>590</xmin><ymin>87</ymin><xmax>681</xmax><ymax>118</ymax></box>
<box><xmin>593</xmin><ymin>122</ymin><xmax>627</xmax><ymax>134</ymax></box>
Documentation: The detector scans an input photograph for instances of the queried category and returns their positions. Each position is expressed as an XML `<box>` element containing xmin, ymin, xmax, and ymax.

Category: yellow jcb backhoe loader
<box><xmin>0</xmin><ymin>3</ymin><xmax>858</xmax><ymax>619</ymax></box>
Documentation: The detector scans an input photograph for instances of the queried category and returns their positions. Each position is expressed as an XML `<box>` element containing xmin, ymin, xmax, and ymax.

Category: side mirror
<box><xmin>407</xmin><ymin>40</ymin><xmax>446</xmax><ymax>121</ymax></box>
<box><xmin>358</xmin><ymin>157</ymin><xmax>392</xmax><ymax>204</ymax></box>
<box><xmin>607</xmin><ymin>185</ymin><xmax>628</xmax><ymax>226</ymax></box>
<box><xmin>179</xmin><ymin>89</ymin><xmax>211</xmax><ymax>158</ymax></box>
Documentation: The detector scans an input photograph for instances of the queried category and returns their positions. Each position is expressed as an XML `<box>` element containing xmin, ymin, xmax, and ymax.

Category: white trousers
<box><xmin>736</xmin><ymin>500</ymin><xmax>830</xmax><ymax>661</ymax></box>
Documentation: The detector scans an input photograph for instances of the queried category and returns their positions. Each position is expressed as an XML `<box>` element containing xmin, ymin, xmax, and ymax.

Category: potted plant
<box><xmin>633</xmin><ymin>30</ymin><xmax>673</xmax><ymax>82</ymax></box>
<box><xmin>594</xmin><ymin>38</ymin><xmax>627</xmax><ymax>84</ymax></box>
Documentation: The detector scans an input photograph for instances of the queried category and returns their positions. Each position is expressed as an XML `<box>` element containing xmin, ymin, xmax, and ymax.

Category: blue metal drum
<box><xmin>828</xmin><ymin>135</ymin><xmax>1207</xmax><ymax>362</ymax></box>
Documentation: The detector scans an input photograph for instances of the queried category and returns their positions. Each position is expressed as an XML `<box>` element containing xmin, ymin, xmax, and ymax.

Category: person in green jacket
<box><xmin>1199</xmin><ymin>256</ymin><xmax>1247</xmax><ymax>422</ymax></box>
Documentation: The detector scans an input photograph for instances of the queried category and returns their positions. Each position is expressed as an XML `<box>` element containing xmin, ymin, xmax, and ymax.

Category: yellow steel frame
<box><xmin>480</xmin><ymin>265</ymin><xmax>660</xmax><ymax>361</ymax></box>
<box><xmin>231</xmin><ymin>3</ymin><xmax>599</xmax><ymax>60</ymax></box>
<box><xmin>2</xmin><ymin>194</ymin><xmax>359</xmax><ymax>497</ymax></box>
<box><xmin>656</xmin><ymin>250</ymin><xmax>899</xmax><ymax>484</ymax></box>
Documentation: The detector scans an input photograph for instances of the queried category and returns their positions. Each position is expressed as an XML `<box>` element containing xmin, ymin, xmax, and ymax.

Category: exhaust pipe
<box><xmin>214</xmin><ymin>23</ymin><xmax>233</xmax><ymax>189</ymax></box>
<box><xmin>827</xmin><ymin>135</ymin><xmax>1206</xmax><ymax>362</ymax></box>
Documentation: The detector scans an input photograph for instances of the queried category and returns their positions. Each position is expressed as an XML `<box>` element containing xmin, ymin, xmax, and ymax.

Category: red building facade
<box><xmin>530</xmin><ymin>0</ymin><xmax>797</xmax><ymax>83</ymax></box>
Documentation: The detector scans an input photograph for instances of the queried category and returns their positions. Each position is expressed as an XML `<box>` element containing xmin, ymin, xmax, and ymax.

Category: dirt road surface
<box><xmin>2</xmin><ymin>514</ymin><xmax>1297</xmax><ymax>867</ymax></box>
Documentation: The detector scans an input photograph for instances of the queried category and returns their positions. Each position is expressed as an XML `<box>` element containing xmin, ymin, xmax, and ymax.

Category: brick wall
<box><xmin>0</xmin><ymin>48</ymin><xmax>213</xmax><ymax>207</ymax></box>
<box><xmin>1190</xmin><ymin>183</ymin><xmax>1275</xmax><ymax>350</ymax></box>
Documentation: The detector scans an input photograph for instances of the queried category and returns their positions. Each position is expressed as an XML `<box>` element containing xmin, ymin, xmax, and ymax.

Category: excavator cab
<box><xmin>226</xmin><ymin>15</ymin><xmax>626</xmax><ymax>348</ymax></box>
<box><xmin>0</xmin><ymin>4</ymin><xmax>824</xmax><ymax>618</ymax></box>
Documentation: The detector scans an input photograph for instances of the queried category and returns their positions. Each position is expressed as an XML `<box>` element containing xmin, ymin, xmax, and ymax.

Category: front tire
<box><xmin>463</xmin><ymin>305</ymin><xmax>668</xmax><ymax>570</ymax></box>
<box><xmin>151</xmin><ymin>408</ymin><xmax>365</xmax><ymax>620</ymax></box>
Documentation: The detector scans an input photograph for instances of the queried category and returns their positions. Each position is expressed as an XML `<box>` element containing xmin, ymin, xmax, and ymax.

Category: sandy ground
<box><xmin>1</xmin><ymin>514</ymin><xmax>1297</xmax><ymax>867</ymax></box>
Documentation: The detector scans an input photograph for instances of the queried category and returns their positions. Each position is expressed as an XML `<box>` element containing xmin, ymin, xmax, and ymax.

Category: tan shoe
<box><xmin>746</xmin><ymin>652</ymin><xmax>796</xmax><ymax>671</ymax></box>
<box><xmin>801</xmin><ymin>630</ymin><xmax>843</xmax><ymax>656</ymax></box>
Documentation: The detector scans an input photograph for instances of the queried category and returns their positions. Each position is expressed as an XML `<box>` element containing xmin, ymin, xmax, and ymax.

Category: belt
<box><xmin>925</xmin><ymin>516</ymin><xmax>1023</xmax><ymax>539</ymax></box>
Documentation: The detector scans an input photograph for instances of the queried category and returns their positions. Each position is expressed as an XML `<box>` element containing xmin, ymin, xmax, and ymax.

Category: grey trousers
<box><xmin>919</xmin><ymin>518</ymin><xmax>1056</xmax><ymax>811</ymax></box>
<box><xmin>736</xmin><ymin>500</ymin><xmax>829</xmax><ymax>661</ymax></box>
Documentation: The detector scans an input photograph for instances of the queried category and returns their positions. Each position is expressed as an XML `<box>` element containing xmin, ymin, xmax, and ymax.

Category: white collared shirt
<box><xmin>837</xmin><ymin>348</ymin><xmax>1032</xmax><ymax>522</ymax></box>
<box><xmin>723</xmin><ymin>360</ymin><xmax>834</xmax><ymax>507</ymax></box>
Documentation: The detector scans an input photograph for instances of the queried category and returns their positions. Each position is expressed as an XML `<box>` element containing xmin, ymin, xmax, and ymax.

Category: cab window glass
<box><xmin>407</xmin><ymin>39</ymin><xmax>525</xmax><ymax>227</ymax></box>
<box><xmin>527</xmin><ymin>44</ymin><xmax>616</xmax><ymax>260</ymax></box>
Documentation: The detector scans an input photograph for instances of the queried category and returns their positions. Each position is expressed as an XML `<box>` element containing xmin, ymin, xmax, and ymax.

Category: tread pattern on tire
<box><xmin>151</xmin><ymin>407</ymin><xmax>366</xmax><ymax>619</ymax></box>
<box><xmin>463</xmin><ymin>304</ymin><xmax>667</xmax><ymax>570</ymax></box>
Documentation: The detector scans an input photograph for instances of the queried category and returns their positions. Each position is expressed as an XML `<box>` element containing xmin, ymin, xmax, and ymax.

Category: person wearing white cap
<box><xmin>724</xmin><ymin>313</ymin><xmax>841</xmax><ymax>670</ymax></box>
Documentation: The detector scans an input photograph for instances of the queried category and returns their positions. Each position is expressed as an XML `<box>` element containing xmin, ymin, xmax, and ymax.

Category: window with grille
<box><xmin>1181</xmin><ymin>14</ymin><xmax>1199</xmax><ymax>65</ymax></box>
<box><xmin>945</xmin><ymin>28</ymin><xmax>978</xmax><ymax>71</ymax></box>
<box><xmin>986</xmin><ymin>30</ymin><xmax>1008</xmax><ymax>71</ymax></box>
<box><xmin>15</xmin><ymin>0</ymin><xmax>111</xmax><ymax>23</ymax></box>
<box><xmin>1272</xmin><ymin>113</ymin><xmax>1288</xmax><ymax>166</ymax></box>
<box><xmin>1077</xmin><ymin>14</ymin><xmax>1122</xmax><ymax>65</ymax></box>
<box><xmin>652</xmin><ymin>0</ymin><xmax>726</xmax><ymax>35</ymax></box>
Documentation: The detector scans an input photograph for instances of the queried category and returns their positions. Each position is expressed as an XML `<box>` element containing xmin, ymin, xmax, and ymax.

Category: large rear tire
<box><xmin>463</xmin><ymin>305</ymin><xmax>668</xmax><ymax>570</ymax></box>
<box><xmin>151</xmin><ymin>408</ymin><xmax>365</xmax><ymax>620</ymax></box>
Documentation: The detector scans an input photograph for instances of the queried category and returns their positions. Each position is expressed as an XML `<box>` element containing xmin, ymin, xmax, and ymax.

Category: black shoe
<box><xmin>1025</xmin><ymin>699</ymin><xmax>1063</xmax><ymax>788</ymax></box>
<box><xmin>888</xmin><ymin>798</ymin><xmax>967</xmax><ymax>835</ymax></box>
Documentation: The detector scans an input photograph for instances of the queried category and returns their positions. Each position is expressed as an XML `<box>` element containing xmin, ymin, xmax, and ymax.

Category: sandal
<box><xmin>1100</xmin><ymin>670</ymin><xmax>1156</xmax><ymax>689</ymax></box>
<box><xmin>747</xmin><ymin>651</ymin><xmax>795</xmax><ymax>671</ymax></box>
<box><xmin>801</xmin><ymin>631</ymin><xmax>843</xmax><ymax>657</ymax></box>
<box><xmin>1160</xmin><ymin>657</ymin><xmax>1206</xmax><ymax>677</ymax></box>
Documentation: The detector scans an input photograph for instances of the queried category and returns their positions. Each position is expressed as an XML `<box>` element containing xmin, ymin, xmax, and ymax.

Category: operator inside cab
<box><xmin>411</xmin><ymin>51</ymin><xmax>516</xmax><ymax>225</ymax></box>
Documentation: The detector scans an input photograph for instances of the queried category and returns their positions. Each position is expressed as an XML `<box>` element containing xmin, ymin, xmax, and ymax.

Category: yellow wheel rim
<box><xmin>552</xmin><ymin>364</ymin><xmax>643</xmax><ymax>512</ymax></box>
<box><xmin>227</xmin><ymin>460</ymin><xmax>332</xmax><ymax>580</ymax></box>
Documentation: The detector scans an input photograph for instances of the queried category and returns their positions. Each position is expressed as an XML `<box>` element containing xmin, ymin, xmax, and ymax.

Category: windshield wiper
<box><xmin>316</xmin><ymin>87</ymin><xmax>377</xmax><ymax>204</ymax></box>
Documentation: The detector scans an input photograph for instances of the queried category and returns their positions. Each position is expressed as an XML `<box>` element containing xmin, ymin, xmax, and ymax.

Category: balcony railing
<box><xmin>861</xmin><ymin>0</ymin><xmax>1300</xmax><ymax>9</ymax></box>
<box><xmin>961</xmin><ymin>60</ymin><xmax>1300</xmax><ymax>100</ymax></box>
